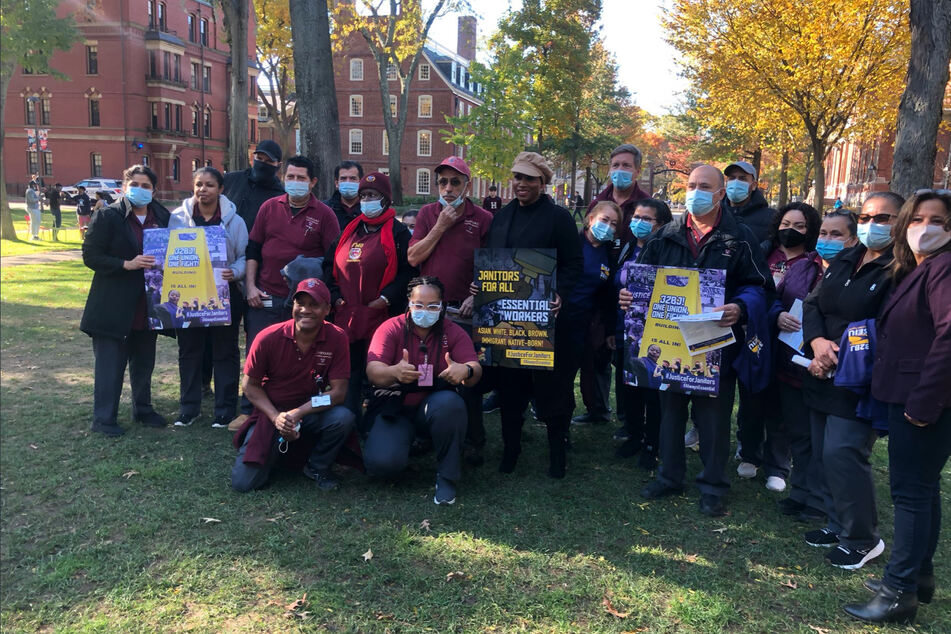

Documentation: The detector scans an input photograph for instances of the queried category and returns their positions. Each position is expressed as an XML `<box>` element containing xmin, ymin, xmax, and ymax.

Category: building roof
<box><xmin>422</xmin><ymin>41</ymin><xmax>483</xmax><ymax>105</ymax></box>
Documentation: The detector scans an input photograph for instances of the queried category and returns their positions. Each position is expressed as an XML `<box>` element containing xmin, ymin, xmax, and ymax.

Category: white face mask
<box><xmin>907</xmin><ymin>223</ymin><xmax>951</xmax><ymax>255</ymax></box>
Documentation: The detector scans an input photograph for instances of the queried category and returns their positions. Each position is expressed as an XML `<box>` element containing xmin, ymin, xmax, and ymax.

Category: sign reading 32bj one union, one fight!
<box><xmin>142</xmin><ymin>227</ymin><xmax>232</xmax><ymax>330</ymax></box>
<box><xmin>473</xmin><ymin>248</ymin><xmax>556</xmax><ymax>370</ymax></box>
<box><xmin>620</xmin><ymin>263</ymin><xmax>729</xmax><ymax>396</ymax></box>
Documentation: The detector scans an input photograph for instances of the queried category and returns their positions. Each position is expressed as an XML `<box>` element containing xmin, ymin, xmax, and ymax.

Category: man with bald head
<box><xmin>633</xmin><ymin>163</ymin><xmax>772</xmax><ymax>517</ymax></box>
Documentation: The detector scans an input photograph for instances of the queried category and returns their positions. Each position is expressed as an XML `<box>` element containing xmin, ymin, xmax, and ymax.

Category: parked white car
<box><xmin>61</xmin><ymin>178</ymin><xmax>123</xmax><ymax>202</ymax></box>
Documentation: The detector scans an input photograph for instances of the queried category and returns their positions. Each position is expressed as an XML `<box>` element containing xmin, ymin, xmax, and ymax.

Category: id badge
<box><xmin>417</xmin><ymin>363</ymin><xmax>434</xmax><ymax>387</ymax></box>
<box><xmin>311</xmin><ymin>394</ymin><xmax>332</xmax><ymax>408</ymax></box>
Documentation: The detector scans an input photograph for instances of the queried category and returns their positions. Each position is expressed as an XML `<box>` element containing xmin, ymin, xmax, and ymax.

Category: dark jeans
<box><xmin>620</xmin><ymin>384</ymin><xmax>660</xmax><ymax>454</ymax></box>
<box><xmin>177</xmin><ymin>322</ymin><xmax>240</xmax><ymax>420</ymax></box>
<box><xmin>656</xmin><ymin>366</ymin><xmax>737</xmax><ymax>498</ymax></box>
<box><xmin>883</xmin><ymin>406</ymin><xmax>951</xmax><ymax>593</ymax></box>
<box><xmin>49</xmin><ymin>205</ymin><xmax>61</xmax><ymax>228</ymax></box>
<box><xmin>230</xmin><ymin>406</ymin><xmax>355</xmax><ymax>492</ymax></box>
<box><xmin>812</xmin><ymin>411</ymin><xmax>880</xmax><ymax>549</ymax></box>
<box><xmin>240</xmin><ymin>295</ymin><xmax>290</xmax><ymax>415</ymax></box>
<box><xmin>347</xmin><ymin>340</ymin><xmax>370</xmax><ymax>433</ymax></box>
<box><xmin>456</xmin><ymin>319</ymin><xmax>485</xmax><ymax>449</ymax></box>
<box><xmin>91</xmin><ymin>330</ymin><xmax>158</xmax><ymax>426</ymax></box>
<box><xmin>363</xmin><ymin>390</ymin><xmax>467</xmax><ymax>483</ymax></box>
<box><xmin>737</xmin><ymin>381</ymin><xmax>790</xmax><ymax>478</ymax></box>
<box><xmin>780</xmin><ymin>382</ymin><xmax>818</xmax><ymax>507</ymax></box>
<box><xmin>578</xmin><ymin>334</ymin><xmax>612</xmax><ymax>418</ymax></box>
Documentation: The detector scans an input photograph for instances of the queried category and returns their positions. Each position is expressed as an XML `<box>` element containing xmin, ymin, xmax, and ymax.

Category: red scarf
<box><xmin>333</xmin><ymin>207</ymin><xmax>398</xmax><ymax>292</ymax></box>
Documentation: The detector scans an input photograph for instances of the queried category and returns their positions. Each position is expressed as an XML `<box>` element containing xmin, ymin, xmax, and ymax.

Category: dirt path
<box><xmin>0</xmin><ymin>249</ymin><xmax>82</xmax><ymax>266</ymax></box>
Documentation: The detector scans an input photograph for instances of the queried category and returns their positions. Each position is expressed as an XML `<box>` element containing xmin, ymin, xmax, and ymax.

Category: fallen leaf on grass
<box><xmin>684</xmin><ymin>553</ymin><xmax>698</xmax><ymax>563</ymax></box>
<box><xmin>808</xmin><ymin>626</ymin><xmax>830</xmax><ymax>634</ymax></box>
<box><xmin>376</xmin><ymin>612</ymin><xmax>394</xmax><ymax>621</ymax></box>
<box><xmin>285</xmin><ymin>593</ymin><xmax>307</xmax><ymax>612</ymax></box>
<box><xmin>446</xmin><ymin>571</ymin><xmax>467</xmax><ymax>582</ymax></box>
<box><xmin>780</xmin><ymin>579</ymin><xmax>798</xmax><ymax>590</ymax></box>
<box><xmin>122</xmin><ymin>470</ymin><xmax>139</xmax><ymax>479</ymax></box>
<box><xmin>711</xmin><ymin>526</ymin><xmax>728</xmax><ymax>533</ymax></box>
<box><xmin>29</xmin><ymin>444</ymin><xmax>38</xmax><ymax>450</ymax></box>
<box><xmin>362</xmin><ymin>548</ymin><xmax>373</xmax><ymax>562</ymax></box>
<box><xmin>420</xmin><ymin>519</ymin><xmax>431</xmax><ymax>531</ymax></box>
<box><xmin>602</xmin><ymin>597</ymin><xmax>630</xmax><ymax>618</ymax></box>
<box><xmin>200</xmin><ymin>517</ymin><xmax>221</xmax><ymax>524</ymax></box>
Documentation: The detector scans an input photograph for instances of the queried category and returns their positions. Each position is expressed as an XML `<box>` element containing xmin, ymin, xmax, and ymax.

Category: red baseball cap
<box><xmin>435</xmin><ymin>156</ymin><xmax>471</xmax><ymax>179</ymax></box>
<box><xmin>293</xmin><ymin>278</ymin><xmax>331</xmax><ymax>305</ymax></box>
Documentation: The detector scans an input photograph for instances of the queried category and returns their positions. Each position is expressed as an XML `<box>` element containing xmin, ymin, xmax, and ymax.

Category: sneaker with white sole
<box><xmin>684</xmin><ymin>426</ymin><xmax>699</xmax><ymax>450</ymax></box>
<box><xmin>737</xmin><ymin>462</ymin><xmax>758</xmax><ymax>478</ymax></box>
<box><xmin>434</xmin><ymin>474</ymin><xmax>456</xmax><ymax>505</ymax></box>
<box><xmin>173</xmin><ymin>414</ymin><xmax>198</xmax><ymax>427</ymax></box>
<box><xmin>805</xmin><ymin>527</ymin><xmax>839</xmax><ymax>547</ymax></box>
<box><xmin>826</xmin><ymin>539</ymin><xmax>885</xmax><ymax>570</ymax></box>
<box><xmin>765</xmin><ymin>476</ymin><xmax>786</xmax><ymax>492</ymax></box>
<box><xmin>211</xmin><ymin>417</ymin><xmax>230</xmax><ymax>429</ymax></box>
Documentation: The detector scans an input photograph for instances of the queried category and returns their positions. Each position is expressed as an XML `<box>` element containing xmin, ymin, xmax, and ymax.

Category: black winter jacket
<box><xmin>802</xmin><ymin>244</ymin><xmax>894</xmax><ymax>419</ymax></box>
<box><xmin>722</xmin><ymin>188</ymin><xmax>774</xmax><ymax>244</ymax></box>
<box><xmin>80</xmin><ymin>198</ymin><xmax>170</xmax><ymax>339</ymax></box>
<box><xmin>222</xmin><ymin>168</ymin><xmax>284</xmax><ymax>232</ymax></box>
<box><xmin>324</xmin><ymin>191</ymin><xmax>362</xmax><ymax>233</ymax></box>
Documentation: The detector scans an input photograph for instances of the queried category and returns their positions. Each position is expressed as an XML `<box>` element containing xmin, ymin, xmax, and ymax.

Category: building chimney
<box><xmin>457</xmin><ymin>15</ymin><xmax>477</xmax><ymax>62</ymax></box>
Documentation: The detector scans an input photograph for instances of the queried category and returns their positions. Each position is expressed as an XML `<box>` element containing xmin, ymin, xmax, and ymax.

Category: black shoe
<box><xmin>482</xmin><ymin>393</ymin><xmax>499</xmax><ymax>414</ymax></box>
<box><xmin>640</xmin><ymin>479</ymin><xmax>683</xmax><ymax>499</ymax></box>
<box><xmin>136</xmin><ymin>412</ymin><xmax>168</xmax><ymax>428</ymax></box>
<box><xmin>91</xmin><ymin>422</ymin><xmax>125</xmax><ymax>437</ymax></box>
<box><xmin>699</xmin><ymin>494</ymin><xmax>726</xmax><ymax>517</ymax></box>
<box><xmin>570</xmin><ymin>412</ymin><xmax>610</xmax><ymax>425</ymax></box>
<box><xmin>844</xmin><ymin>583</ymin><xmax>918</xmax><ymax>624</ymax></box>
<box><xmin>463</xmin><ymin>445</ymin><xmax>484</xmax><ymax>467</ymax></box>
<box><xmin>173</xmin><ymin>414</ymin><xmax>199</xmax><ymax>427</ymax></box>
<box><xmin>865</xmin><ymin>575</ymin><xmax>934</xmax><ymax>604</ymax></box>
<box><xmin>637</xmin><ymin>451</ymin><xmax>658</xmax><ymax>471</ymax></box>
<box><xmin>804</xmin><ymin>528</ymin><xmax>839</xmax><ymax>547</ymax></box>
<box><xmin>211</xmin><ymin>417</ymin><xmax>230</xmax><ymax>429</ymax></box>
<box><xmin>303</xmin><ymin>465</ymin><xmax>340</xmax><ymax>491</ymax></box>
<box><xmin>612</xmin><ymin>426</ymin><xmax>631</xmax><ymax>441</ymax></box>
<box><xmin>615</xmin><ymin>438</ymin><xmax>642</xmax><ymax>459</ymax></box>
<box><xmin>796</xmin><ymin>506</ymin><xmax>827</xmax><ymax>522</ymax></box>
<box><xmin>826</xmin><ymin>540</ymin><xmax>885</xmax><ymax>570</ymax></box>
<box><xmin>778</xmin><ymin>497</ymin><xmax>806</xmax><ymax>516</ymax></box>
<box><xmin>499</xmin><ymin>447</ymin><xmax>519</xmax><ymax>474</ymax></box>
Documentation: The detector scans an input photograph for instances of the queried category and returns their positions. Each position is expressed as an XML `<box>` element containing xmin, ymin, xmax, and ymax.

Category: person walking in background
<box><xmin>25</xmin><ymin>180</ymin><xmax>42</xmax><ymax>240</ymax></box>
<box><xmin>75</xmin><ymin>185</ymin><xmax>93</xmax><ymax>238</ymax></box>
<box><xmin>46</xmin><ymin>183</ymin><xmax>62</xmax><ymax>241</ymax></box>
<box><xmin>482</xmin><ymin>184</ymin><xmax>503</xmax><ymax>213</ymax></box>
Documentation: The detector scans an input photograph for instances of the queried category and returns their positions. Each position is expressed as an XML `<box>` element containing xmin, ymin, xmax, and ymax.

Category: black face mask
<box><xmin>250</xmin><ymin>160</ymin><xmax>279</xmax><ymax>182</ymax></box>
<box><xmin>777</xmin><ymin>228</ymin><xmax>807</xmax><ymax>248</ymax></box>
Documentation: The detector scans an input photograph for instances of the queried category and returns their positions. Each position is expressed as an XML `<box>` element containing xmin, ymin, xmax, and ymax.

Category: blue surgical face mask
<box><xmin>725</xmin><ymin>180</ymin><xmax>750</xmax><ymax>203</ymax></box>
<box><xmin>629</xmin><ymin>218</ymin><xmax>653</xmax><ymax>240</ymax></box>
<box><xmin>338</xmin><ymin>181</ymin><xmax>359</xmax><ymax>198</ymax></box>
<box><xmin>284</xmin><ymin>180</ymin><xmax>310</xmax><ymax>199</ymax></box>
<box><xmin>361</xmin><ymin>199</ymin><xmax>384</xmax><ymax>218</ymax></box>
<box><xmin>610</xmin><ymin>169</ymin><xmax>634</xmax><ymax>190</ymax></box>
<box><xmin>856</xmin><ymin>222</ymin><xmax>893</xmax><ymax>250</ymax></box>
<box><xmin>684</xmin><ymin>189</ymin><xmax>717</xmax><ymax>217</ymax></box>
<box><xmin>590</xmin><ymin>221</ymin><xmax>615</xmax><ymax>243</ymax></box>
<box><xmin>816</xmin><ymin>238</ymin><xmax>846</xmax><ymax>261</ymax></box>
<box><xmin>125</xmin><ymin>185</ymin><xmax>153</xmax><ymax>208</ymax></box>
<box><xmin>410</xmin><ymin>309</ymin><xmax>440</xmax><ymax>329</ymax></box>
<box><xmin>438</xmin><ymin>195</ymin><xmax>465</xmax><ymax>208</ymax></box>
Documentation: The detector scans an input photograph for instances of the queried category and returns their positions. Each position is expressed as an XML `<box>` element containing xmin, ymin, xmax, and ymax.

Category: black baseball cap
<box><xmin>254</xmin><ymin>140</ymin><xmax>282</xmax><ymax>163</ymax></box>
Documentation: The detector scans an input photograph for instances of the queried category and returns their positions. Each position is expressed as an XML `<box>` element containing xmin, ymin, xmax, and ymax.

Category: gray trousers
<box><xmin>811</xmin><ymin>410</ymin><xmax>880</xmax><ymax>549</ymax></box>
<box><xmin>363</xmin><ymin>390</ymin><xmax>467</xmax><ymax>483</ymax></box>
<box><xmin>230</xmin><ymin>405</ymin><xmax>355</xmax><ymax>492</ymax></box>
<box><xmin>656</xmin><ymin>369</ymin><xmax>737</xmax><ymax>498</ymax></box>
<box><xmin>92</xmin><ymin>331</ymin><xmax>158</xmax><ymax>426</ymax></box>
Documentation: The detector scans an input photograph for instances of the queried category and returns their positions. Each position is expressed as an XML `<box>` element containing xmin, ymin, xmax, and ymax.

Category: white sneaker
<box><xmin>737</xmin><ymin>462</ymin><xmax>757</xmax><ymax>478</ymax></box>
<box><xmin>684</xmin><ymin>426</ymin><xmax>700</xmax><ymax>451</ymax></box>
<box><xmin>766</xmin><ymin>476</ymin><xmax>786</xmax><ymax>492</ymax></box>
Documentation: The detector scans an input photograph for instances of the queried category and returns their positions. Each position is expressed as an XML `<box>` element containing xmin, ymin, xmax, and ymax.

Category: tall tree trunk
<box><xmin>0</xmin><ymin>71</ymin><xmax>19</xmax><ymax>241</ymax></box>
<box><xmin>221</xmin><ymin>0</ymin><xmax>250</xmax><ymax>172</ymax></box>
<box><xmin>569</xmin><ymin>148</ymin><xmax>578</xmax><ymax>202</ymax></box>
<box><xmin>810</xmin><ymin>136</ymin><xmax>827</xmax><ymax>209</ymax></box>
<box><xmin>891</xmin><ymin>0</ymin><xmax>951</xmax><ymax>197</ymax></box>
<box><xmin>750</xmin><ymin>147</ymin><xmax>762</xmax><ymax>181</ymax></box>
<box><xmin>290</xmin><ymin>0</ymin><xmax>340</xmax><ymax>199</ymax></box>
<box><xmin>778</xmin><ymin>149</ymin><xmax>789</xmax><ymax>208</ymax></box>
<box><xmin>583</xmin><ymin>166</ymin><xmax>592</xmax><ymax>203</ymax></box>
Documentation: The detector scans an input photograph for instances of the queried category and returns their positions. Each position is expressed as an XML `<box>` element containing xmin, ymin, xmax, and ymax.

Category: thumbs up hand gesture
<box><xmin>394</xmin><ymin>348</ymin><xmax>421</xmax><ymax>384</ymax></box>
<box><xmin>438</xmin><ymin>351</ymin><xmax>469</xmax><ymax>385</ymax></box>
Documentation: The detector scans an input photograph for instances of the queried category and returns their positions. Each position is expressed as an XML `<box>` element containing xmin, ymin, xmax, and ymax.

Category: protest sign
<box><xmin>472</xmin><ymin>248</ymin><xmax>556</xmax><ymax>369</ymax></box>
<box><xmin>620</xmin><ymin>263</ymin><xmax>727</xmax><ymax>395</ymax></box>
<box><xmin>143</xmin><ymin>227</ymin><xmax>231</xmax><ymax>329</ymax></box>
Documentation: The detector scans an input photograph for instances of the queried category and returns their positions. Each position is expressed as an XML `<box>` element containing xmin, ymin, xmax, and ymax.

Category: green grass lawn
<box><xmin>1</xmin><ymin>259</ymin><xmax>948</xmax><ymax>632</ymax></box>
<box><xmin>1</xmin><ymin>203</ymin><xmax>84</xmax><ymax>257</ymax></box>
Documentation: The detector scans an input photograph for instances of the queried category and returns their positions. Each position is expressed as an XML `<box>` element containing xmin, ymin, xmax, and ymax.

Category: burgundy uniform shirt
<box><xmin>333</xmin><ymin>225</ymin><xmax>390</xmax><ymax>342</ymax></box>
<box><xmin>409</xmin><ymin>199</ymin><xmax>492</xmax><ymax>302</ymax></box>
<box><xmin>367</xmin><ymin>315</ymin><xmax>478</xmax><ymax>407</ymax></box>
<box><xmin>249</xmin><ymin>193</ymin><xmax>338</xmax><ymax>296</ymax></box>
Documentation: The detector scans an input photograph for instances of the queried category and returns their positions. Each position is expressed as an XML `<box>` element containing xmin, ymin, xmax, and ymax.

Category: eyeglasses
<box><xmin>823</xmin><ymin>209</ymin><xmax>857</xmax><ymax>220</ymax></box>
<box><xmin>856</xmin><ymin>213</ymin><xmax>896</xmax><ymax>224</ymax></box>
<box><xmin>631</xmin><ymin>215</ymin><xmax>656</xmax><ymax>223</ymax></box>
<box><xmin>409</xmin><ymin>302</ymin><xmax>443</xmax><ymax>313</ymax></box>
<box><xmin>359</xmin><ymin>192</ymin><xmax>382</xmax><ymax>200</ymax></box>
<box><xmin>436</xmin><ymin>177</ymin><xmax>465</xmax><ymax>187</ymax></box>
<box><xmin>914</xmin><ymin>188</ymin><xmax>951</xmax><ymax>196</ymax></box>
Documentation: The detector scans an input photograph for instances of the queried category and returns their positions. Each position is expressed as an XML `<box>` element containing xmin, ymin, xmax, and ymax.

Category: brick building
<box><xmin>3</xmin><ymin>0</ymin><xmax>257</xmax><ymax>201</ymax></box>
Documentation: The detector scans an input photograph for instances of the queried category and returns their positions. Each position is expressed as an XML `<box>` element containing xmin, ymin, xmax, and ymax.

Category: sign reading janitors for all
<box><xmin>472</xmin><ymin>248</ymin><xmax>557</xmax><ymax>369</ymax></box>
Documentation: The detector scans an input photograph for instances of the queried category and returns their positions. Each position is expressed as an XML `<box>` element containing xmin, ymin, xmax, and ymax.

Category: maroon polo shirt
<box><xmin>409</xmin><ymin>199</ymin><xmax>492</xmax><ymax>302</ymax></box>
<box><xmin>367</xmin><ymin>314</ymin><xmax>478</xmax><ymax>407</ymax></box>
<box><xmin>244</xmin><ymin>318</ymin><xmax>351</xmax><ymax>411</ymax></box>
<box><xmin>249</xmin><ymin>193</ymin><xmax>338</xmax><ymax>296</ymax></box>
<box><xmin>127</xmin><ymin>207</ymin><xmax>160</xmax><ymax>330</ymax></box>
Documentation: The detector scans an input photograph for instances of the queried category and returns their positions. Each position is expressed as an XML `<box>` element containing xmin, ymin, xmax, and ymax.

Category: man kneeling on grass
<box><xmin>231</xmin><ymin>278</ymin><xmax>356</xmax><ymax>492</ymax></box>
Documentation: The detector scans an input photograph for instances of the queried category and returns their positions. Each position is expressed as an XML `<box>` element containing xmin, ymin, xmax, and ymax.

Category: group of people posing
<box><xmin>80</xmin><ymin>139</ymin><xmax>949</xmax><ymax>625</ymax></box>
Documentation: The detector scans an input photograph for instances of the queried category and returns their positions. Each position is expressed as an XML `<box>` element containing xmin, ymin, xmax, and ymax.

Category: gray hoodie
<box><xmin>169</xmin><ymin>194</ymin><xmax>249</xmax><ymax>285</ymax></box>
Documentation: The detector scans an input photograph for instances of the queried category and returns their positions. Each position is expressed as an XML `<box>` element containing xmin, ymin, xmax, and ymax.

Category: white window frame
<box><xmin>386</xmin><ymin>64</ymin><xmax>398</xmax><ymax>81</ymax></box>
<box><xmin>349</xmin><ymin>94</ymin><xmax>363</xmax><ymax>117</ymax></box>
<box><xmin>349</xmin><ymin>58</ymin><xmax>363</xmax><ymax>81</ymax></box>
<box><xmin>418</xmin><ymin>63</ymin><xmax>430</xmax><ymax>80</ymax></box>
<box><xmin>388</xmin><ymin>94</ymin><xmax>397</xmax><ymax>118</ymax></box>
<box><xmin>382</xmin><ymin>130</ymin><xmax>389</xmax><ymax>156</ymax></box>
<box><xmin>417</xmin><ymin>130</ymin><xmax>432</xmax><ymax>157</ymax></box>
<box><xmin>418</xmin><ymin>94</ymin><xmax>433</xmax><ymax>118</ymax></box>
<box><xmin>416</xmin><ymin>168</ymin><xmax>431</xmax><ymax>195</ymax></box>
<box><xmin>349</xmin><ymin>128</ymin><xmax>363</xmax><ymax>155</ymax></box>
